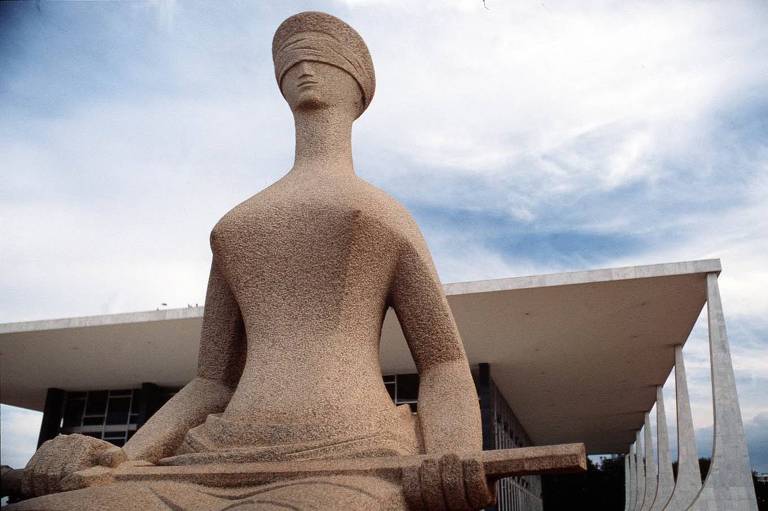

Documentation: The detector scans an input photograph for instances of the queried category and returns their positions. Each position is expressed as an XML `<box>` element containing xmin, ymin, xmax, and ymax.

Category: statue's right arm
<box><xmin>122</xmin><ymin>257</ymin><xmax>245</xmax><ymax>463</ymax></box>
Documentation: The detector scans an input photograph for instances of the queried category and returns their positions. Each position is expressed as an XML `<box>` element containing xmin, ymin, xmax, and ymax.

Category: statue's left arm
<box><xmin>389</xmin><ymin>229</ymin><xmax>483</xmax><ymax>454</ymax></box>
<box><xmin>123</xmin><ymin>258</ymin><xmax>245</xmax><ymax>463</ymax></box>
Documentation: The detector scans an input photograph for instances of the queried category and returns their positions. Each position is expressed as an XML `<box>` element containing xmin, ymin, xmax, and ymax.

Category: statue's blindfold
<box><xmin>274</xmin><ymin>32</ymin><xmax>374</xmax><ymax>111</ymax></box>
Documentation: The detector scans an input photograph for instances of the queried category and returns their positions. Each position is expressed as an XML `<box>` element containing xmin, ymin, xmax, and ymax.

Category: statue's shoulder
<box><xmin>353</xmin><ymin>178</ymin><xmax>422</xmax><ymax>239</ymax></box>
<box><xmin>208</xmin><ymin>183</ymin><xmax>279</xmax><ymax>249</ymax></box>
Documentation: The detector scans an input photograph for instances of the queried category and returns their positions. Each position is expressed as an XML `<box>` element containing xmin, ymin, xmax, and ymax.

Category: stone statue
<box><xmin>4</xmin><ymin>12</ymin><xmax>585</xmax><ymax>510</ymax></box>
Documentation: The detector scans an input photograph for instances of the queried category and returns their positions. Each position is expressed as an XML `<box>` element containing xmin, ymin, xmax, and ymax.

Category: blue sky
<box><xmin>1</xmin><ymin>0</ymin><xmax>766</xmax><ymax>474</ymax></box>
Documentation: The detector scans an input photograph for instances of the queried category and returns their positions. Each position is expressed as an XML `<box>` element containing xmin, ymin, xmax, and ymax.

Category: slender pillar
<box><xmin>37</xmin><ymin>388</ymin><xmax>65</xmax><ymax>447</ymax></box>
<box><xmin>665</xmin><ymin>345</ymin><xmax>702</xmax><ymax>510</ymax></box>
<box><xmin>477</xmin><ymin>363</ymin><xmax>495</xmax><ymax>451</ymax></box>
<box><xmin>624</xmin><ymin>454</ymin><xmax>631</xmax><ymax>511</ymax></box>
<box><xmin>634</xmin><ymin>429</ymin><xmax>646</xmax><ymax>511</ymax></box>
<box><xmin>689</xmin><ymin>274</ymin><xmax>758</xmax><ymax>510</ymax></box>
<box><xmin>640</xmin><ymin>413</ymin><xmax>657</xmax><ymax>511</ymax></box>
<box><xmin>629</xmin><ymin>443</ymin><xmax>637</xmax><ymax>511</ymax></box>
<box><xmin>476</xmin><ymin>363</ymin><xmax>499</xmax><ymax>511</ymax></box>
<box><xmin>649</xmin><ymin>386</ymin><xmax>673</xmax><ymax>510</ymax></box>
<box><xmin>625</xmin><ymin>453</ymin><xmax>632</xmax><ymax>511</ymax></box>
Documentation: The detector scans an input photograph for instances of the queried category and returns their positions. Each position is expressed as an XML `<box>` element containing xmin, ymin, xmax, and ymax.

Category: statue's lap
<box><xmin>9</xmin><ymin>475</ymin><xmax>406</xmax><ymax>511</ymax></box>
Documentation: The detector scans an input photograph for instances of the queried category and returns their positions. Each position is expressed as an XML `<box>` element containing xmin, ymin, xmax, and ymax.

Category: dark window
<box><xmin>106</xmin><ymin>397</ymin><xmax>130</xmax><ymax>425</ymax></box>
<box><xmin>85</xmin><ymin>391</ymin><xmax>107</xmax><ymax>416</ymax></box>
<box><xmin>385</xmin><ymin>382</ymin><xmax>396</xmax><ymax>400</ymax></box>
<box><xmin>395</xmin><ymin>374</ymin><xmax>419</xmax><ymax>401</ymax></box>
<box><xmin>58</xmin><ymin>387</ymin><xmax>177</xmax><ymax>449</ymax></box>
<box><xmin>62</xmin><ymin>397</ymin><xmax>85</xmax><ymax>428</ymax></box>
<box><xmin>382</xmin><ymin>373</ymin><xmax>420</xmax><ymax>407</ymax></box>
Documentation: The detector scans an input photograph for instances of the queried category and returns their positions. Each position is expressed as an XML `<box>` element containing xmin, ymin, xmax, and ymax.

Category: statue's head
<box><xmin>272</xmin><ymin>12</ymin><xmax>375</xmax><ymax>119</ymax></box>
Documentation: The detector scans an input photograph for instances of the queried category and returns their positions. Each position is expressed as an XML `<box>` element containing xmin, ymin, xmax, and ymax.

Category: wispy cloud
<box><xmin>1</xmin><ymin>0</ymin><xmax>766</xmax><ymax>472</ymax></box>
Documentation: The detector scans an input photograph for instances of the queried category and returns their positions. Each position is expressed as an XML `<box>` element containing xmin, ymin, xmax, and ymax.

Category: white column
<box><xmin>688</xmin><ymin>273</ymin><xmax>757</xmax><ymax>510</ymax></box>
<box><xmin>665</xmin><ymin>345</ymin><xmax>701</xmax><ymax>510</ymax></box>
<box><xmin>640</xmin><ymin>413</ymin><xmax>657</xmax><ymax>511</ymax></box>
<box><xmin>650</xmin><ymin>386</ymin><xmax>673</xmax><ymax>510</ymax></box>
<box><xmin>625</xmin><ymin>453</ymin><xmax>632</xmax><ymax>511</ymax></box>
<box><xmin>634</xmin><ymin>429</ymin><xmax>646</xmax><ymax>511</ymax></box>
<box><xmin>629</xmin><ymin>443</ymin><xmax>637</xmax><ymax>511</ymax></box>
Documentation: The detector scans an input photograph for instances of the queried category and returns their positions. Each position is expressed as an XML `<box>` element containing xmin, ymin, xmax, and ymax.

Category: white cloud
<box><xmin>0</xmin><ymin>405</ymin><xmax>42</xmax><ymax>469</ymax></box>
<box><xmin>1</xmin><ymin>0</ymin><xmax>766</xmax><ymax>473</ymax></box>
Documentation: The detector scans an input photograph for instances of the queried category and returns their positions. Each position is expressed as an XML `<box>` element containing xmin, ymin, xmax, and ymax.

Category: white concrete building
<box><xmin>0</xmin><ymin>259</ymin><xmax>758</xmax><ymax>510</ymax></box>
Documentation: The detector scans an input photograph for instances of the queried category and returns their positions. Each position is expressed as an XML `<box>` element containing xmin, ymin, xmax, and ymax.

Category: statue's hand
<box><xmin>403</xmin><ymin>453</ymin><xmax>495</xmax><ymax>511</ymax></box>
<box><xmin>21</xmin><ymin>434</ymin><xmax>127</xmax><ymax>497</ymax></box>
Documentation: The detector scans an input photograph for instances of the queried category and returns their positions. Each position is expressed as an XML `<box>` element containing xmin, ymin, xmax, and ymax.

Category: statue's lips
<box><xmin>297</xmin><ymin>80</ymin><xmax>318</xmax><ymax>88</ymax></box>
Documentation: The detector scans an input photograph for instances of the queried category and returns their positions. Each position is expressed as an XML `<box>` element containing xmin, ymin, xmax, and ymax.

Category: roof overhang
<box><xmin>0</xmin><ymin>259</ymin><xmax>719</xmax><ymax>453</ymax></box>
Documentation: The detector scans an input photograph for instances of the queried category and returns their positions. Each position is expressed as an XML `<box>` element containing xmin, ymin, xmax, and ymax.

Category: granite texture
<box><xmin>7</xmin><ymin>11</ymin><xmax>482</xmax><ymax>511</ymax></box>
<box><xmin>6</xmin><ymin>11</ymin><xmax>589</xmax><ymax>510</ymax></box>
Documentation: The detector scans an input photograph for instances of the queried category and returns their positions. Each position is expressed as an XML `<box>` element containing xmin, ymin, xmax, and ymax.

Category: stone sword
<box><xmin>2</xmin><ymin>443</ymin><xmax>586</xmax><ymax>505</ymax></box>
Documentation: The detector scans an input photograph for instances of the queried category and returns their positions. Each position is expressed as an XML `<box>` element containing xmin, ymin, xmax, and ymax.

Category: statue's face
<box><xmin>281</xmin><ymin>60</ymin><xmax>363</xmax><ymax>115</ymax></box>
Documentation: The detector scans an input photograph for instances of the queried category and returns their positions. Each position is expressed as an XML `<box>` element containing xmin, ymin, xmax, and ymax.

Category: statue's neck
<box><xmin>291</xmin><ymin>109</ymin><xmax>355</xmax><ymax>178</ymax></box>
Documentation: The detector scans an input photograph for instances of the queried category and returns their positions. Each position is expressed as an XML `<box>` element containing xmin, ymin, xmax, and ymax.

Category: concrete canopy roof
<box><xmin>0</xmin><ymin>259</ymin><xmax>719</xmax><ymax>454</ymax></box>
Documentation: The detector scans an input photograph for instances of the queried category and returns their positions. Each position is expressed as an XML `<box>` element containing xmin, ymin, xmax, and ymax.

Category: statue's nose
<box><xmin>296</xmin><ymin>61</ymin><xmax>314</xmax><ymax>78</ymax></box>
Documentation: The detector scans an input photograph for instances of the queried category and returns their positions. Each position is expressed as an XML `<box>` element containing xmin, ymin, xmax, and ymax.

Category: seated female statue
<box><xmin>10</xmin><ymin>12</ymin><xmax>489</xmax><ymax>511</ymax></box>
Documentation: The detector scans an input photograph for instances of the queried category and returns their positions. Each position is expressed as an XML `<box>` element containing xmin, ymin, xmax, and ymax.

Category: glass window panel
<box><xmin>384</xmin><ymin>383</ymin><xmax>395</xmax><ymax>400</ymax></box>
<box><xmin>129</xmin><ymin>392</ymin><xmax>139</xmax><ymax>414</ymax></box>
<box><xmin>62</xmin><ymin>398</ymin><xmax>85</xmax><ymax>428</ymax></box>
<box><xmin>85</xmin><ymin>391</ymin><xmax>108</xmax><ymax>416</ymax></box>
<box><xmin>395</xmin><ymin>374</ymin><xmax>419</xmax><ymax>401</ymax></box>
<box><xmin>104</xmin><ymin>430</ymin><xmax>127</xmax><ymax>447</ymax></box>
<box><xmin>83</xmin><ymin>416</ymin><xmax>104</xmax><ymax>426</ymax></box>
<box><xmin>106</xmin><ymin>397</ymin><xmax>130</xmax><ymax>425</ymax></box>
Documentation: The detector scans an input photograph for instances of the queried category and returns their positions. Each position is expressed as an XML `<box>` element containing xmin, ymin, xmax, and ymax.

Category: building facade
<box><xmin>1</xmin><ymin>260</ymin><xmax>758</xmax><ymax>510</ymax></box>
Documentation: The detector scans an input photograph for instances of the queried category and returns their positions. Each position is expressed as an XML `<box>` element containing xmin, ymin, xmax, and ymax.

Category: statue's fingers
<box><xmin>62</xmin><ymin>436</ymin><xmax>96</xmax><ymax>479</ymax></box>
<box><xmin>46</xmin><ymin>436</ymin><xmax>84</xmax><ymax>494</ymax></box>
<box><xmin>32</xmin><ymin>440</ymin><xmax>61</xmax><ymax>496</ymax></box>
<box><xmin>462</xmin><ymin>458</ymin><xmax>494</xmax><ymax>509</ymax></box>
<box><xmin>402</xmin><ymin>464</ymin><xmax>426</xmax><ymax>511</ymax></box>
<box><xmin>21</xmin><ymin>443</ymin><xmax>48</xmax><ymax>496</ymax></box>
<box><xmin>97</xmin><ymin>446</ymin><xmax>127</xmax><ymax>468</ymax></box>
<box><xmin>419</xmin><ymin>457</ymin><xmax>448</xmax><ymax>511</ymax></box>
<box><xmin>40</xmin><ymin>436</ymin><xmax>71</xmax><ymax>495</ymax></box>
<box><xmin>439</xmin><ymin>454</ymin><xmax>469</xmax><ymax>511</ymax></box>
